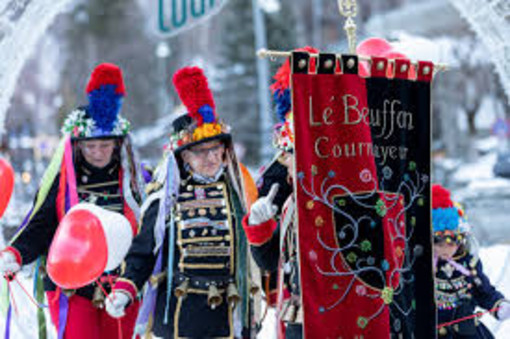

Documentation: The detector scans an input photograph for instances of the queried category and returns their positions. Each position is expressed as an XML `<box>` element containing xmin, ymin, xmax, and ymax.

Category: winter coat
<box><xmin>436</xmin><ymin>253</ymin><xmax>505</xmax><ymax>339</ymax></box>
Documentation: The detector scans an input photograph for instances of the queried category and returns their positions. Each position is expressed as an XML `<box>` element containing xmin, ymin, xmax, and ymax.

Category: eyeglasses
<box><xmin>188</xmin><ymin>143</ymin><xmax>225</xmax><ymax>157</ymax></box>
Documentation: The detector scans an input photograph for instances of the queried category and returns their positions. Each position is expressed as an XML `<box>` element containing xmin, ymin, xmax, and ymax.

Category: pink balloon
<box><xmin>47</xmin><ymin>209</ymin><xmax>108</xmax><ymax>289</ymax></box>
<box><xmin>0</xmin><ymin>157</ymin><xmax>15</xmax><ymax>219</ymax></box>
<box><xmin>357</xmin><ymin>38</ymin><xmax>393</xmax><ymax>77</ymax></box>
<box><xmin>356</xmin><ymin>37</ymin><xmax>393</xmax><ymax>57</ymax></box>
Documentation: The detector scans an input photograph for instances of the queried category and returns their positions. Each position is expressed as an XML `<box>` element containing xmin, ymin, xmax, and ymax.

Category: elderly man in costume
<box><xmin>105</xmin><ymin>66</ymin><xmax>257</xmax><ymax>339</ymax></box>
<box><xmin>0</xmin><ymin>63</ymin><xmax>144</xmax><ymax>338</ymax></box>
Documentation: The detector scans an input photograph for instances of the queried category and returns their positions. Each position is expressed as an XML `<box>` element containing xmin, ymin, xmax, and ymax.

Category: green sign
<box><xmin>158</xmin><ymin>0</ymin><xmax>228</xmax><ymax>37</ymax></box>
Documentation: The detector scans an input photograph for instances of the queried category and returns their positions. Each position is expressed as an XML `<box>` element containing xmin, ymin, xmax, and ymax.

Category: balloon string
<box><xmin>95</xmin><ymin>279</ymin><xmax>112</xmax><ymax>302</ymax></box>
<box><xmin>5</xmin><ymin>275</ymin><xmax>18</xmax><ymax>316</ymax></box>
<box><xmin>12</xmin><ymin>274</ymin><xmax>44</xmax><ymax>308</ymax></box>
<box><xmin>437</xmin><ymin>305</ymin><xmax>501</xmax><ymax>329</ymax></box>
<box><xmin>96</xmin><ymin>278</ymin><xmax>122</xmax><ymax>339</ymax></box>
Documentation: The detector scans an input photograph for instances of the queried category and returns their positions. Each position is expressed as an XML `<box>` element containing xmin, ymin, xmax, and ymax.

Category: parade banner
<box><xmin>292</xmin><ymin>52</ymin><xmax>435</xmax><ymax>338</ymax></box>
<box><xmin>156</xmin><ymin>0</ymin><xmax>228</xmax><ymax>37</ymax></box>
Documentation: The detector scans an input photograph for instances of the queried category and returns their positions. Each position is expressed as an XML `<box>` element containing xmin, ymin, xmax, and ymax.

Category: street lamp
<box><xmin>155</xmin><ymin>41</ymin><xmax>172</xmax><ymax>118</ymax></box>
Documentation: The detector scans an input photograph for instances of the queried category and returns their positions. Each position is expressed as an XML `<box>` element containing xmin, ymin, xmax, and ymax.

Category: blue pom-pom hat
<box><xmin>432</xmin><ymin>184</ymin><xmax>469</xmax><ymax>244</ymax></box>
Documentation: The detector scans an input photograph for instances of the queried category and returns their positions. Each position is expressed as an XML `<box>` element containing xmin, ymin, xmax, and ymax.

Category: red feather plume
<box><xmin>172</xmin><ymin>67</ymin><xmax>215</xmax><ymax>124</ymax></box>
<box><xmin>86</xmin><ymin>63</ymin><xmax>126</xmax><ymax>95</ymax></box>
<box><xmin>270</xmin><ymin>46</ymin><xmax>319</xmax><ymax>94</ymax></box>
<box><xmin>432</xmin><ymin>184</ymin><xmax>454</xmax><ymax>209</ymax></box>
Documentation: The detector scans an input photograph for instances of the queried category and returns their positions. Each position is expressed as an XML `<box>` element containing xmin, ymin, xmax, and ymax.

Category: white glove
<box><xmin>248</xmin><ymin>183</ymin><xmax>279</xmax><ymax>225</ymax></box>
<box><xmin>497</xmin><ymin>301</ymin><xmax>510</xmax><ymax>320</ymax></box>
<box><xmin>105</xmin><ymin>291</ymin><xmax>130</xmax><ymax>318</ymax></box>
<box><xmin>0</xmin><ymin>250</ymin><xmax>21</xmax><ymax>276</ymax></box>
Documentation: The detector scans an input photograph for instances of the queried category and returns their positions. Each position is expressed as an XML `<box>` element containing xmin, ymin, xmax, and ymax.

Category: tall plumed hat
<box><xmin>270</xmin><ymin>46</ymin><xmax>318</xmax><ymax>152</ymax></box>
<box><xmin>170</xmin><ymin>66</ymin><xmax>231</xmax><ymax>155</ymax></box>
<box><xmin>432</xmin><ymin>184</ymin><xmax>469</xmax><ymax>243</ymax></box>
<box><xmin>61</xmin><ymin>63</ymin><xmax>131</xmax><ymax>139</ymax></box>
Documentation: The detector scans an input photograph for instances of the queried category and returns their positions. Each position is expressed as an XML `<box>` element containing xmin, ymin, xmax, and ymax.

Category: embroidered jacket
<box><xmin>436</xmin><ymin>252</ymin><xmax>505</xmax><ymax>338</ymax></box>
<box><xmin>114</xmin><ymin>173</ymin><xmax>251</xmax><ymax>339</ymax></box>
<box><xmin>7</xmin><ymin>159</ymin><xmax>137</xmax><ymax>300</ymax></box>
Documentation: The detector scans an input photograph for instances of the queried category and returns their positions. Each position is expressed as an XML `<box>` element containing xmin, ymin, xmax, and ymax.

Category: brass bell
<box><xmin>250</xmin><ymin>282</ymin><xmax>260</xmax><ymax>295</ymax></box>
<box><xmin>149</xmin><ymin>271</ymin><xmax>167</xmax><ymax>287</ymax></box>
<box><xmin>92</xmin><ymin>286</ymin><xmax>105</xmax><ymax>308</ymax></box>
<box><xmin>174</xmin><ymin>279</ymin><xmax>189</xmax><ymax>299</ymax></box>
<box><xmin>226</xmin><ymin>283</ymin><xmax>241</xmax><ymax>306</ymax></box>
<box><xmin>207</xmin><ymin>284</ymin><xmax>223</xmax><ymax>309</ymax></box>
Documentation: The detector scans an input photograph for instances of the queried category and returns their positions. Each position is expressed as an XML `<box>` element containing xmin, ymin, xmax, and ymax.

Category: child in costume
<box><xmin>433</xmin><ymin>184</ymin><xmax>510</xmax><ymax>338</ymax></box>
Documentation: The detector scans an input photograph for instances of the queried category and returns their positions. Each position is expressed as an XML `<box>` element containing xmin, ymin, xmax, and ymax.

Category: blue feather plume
<box><xmin>273</xmin><ymin>89</ymin><xmax>291</xmax><ymax>123</ymax></box>
<box><xmin>87</xmin><ymin>84</ymin><xmax>122</xmax><ymax>135</ymax></box>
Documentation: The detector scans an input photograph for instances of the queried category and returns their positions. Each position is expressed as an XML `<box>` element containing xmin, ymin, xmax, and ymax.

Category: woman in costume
<box><xmin>0</xmin><ymin>63</ymin><xmax>144</xmax><ymax>339</ymax></box>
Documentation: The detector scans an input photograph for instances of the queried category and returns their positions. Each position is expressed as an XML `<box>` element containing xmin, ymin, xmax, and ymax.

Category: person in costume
<box><xmin>242</xmin><ymin>47</ymin><xmax>317</xmax><ymax>339</ymax></box>
<box><xmin>0</xmin><ymin>63</ymin><xmax>144</xmax><ymax>338</ymax></box>
<box><xmin>105</xmin><ymin>66</ymin><xmax>258</xmax><ymax>339</ymax></box>
<box><xmin>433</xmin><ymin>184</ymin><xmax>510</xmax><ymax>338</ymax></box>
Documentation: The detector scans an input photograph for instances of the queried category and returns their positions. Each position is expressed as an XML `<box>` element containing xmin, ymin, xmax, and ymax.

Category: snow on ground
<box><xmin>0</xmin><ymin>267</ymin><xmax>56</xmax><ymax>339</ymax></box>
<box><xmin>3</xmin><ymin>245</ymin><xmax>510</xmax><ymax>339</ymax></box>
<box><xmin>478</xmin><ymin>245</ymin><xmax>510</xmax><ymax>338</ymax></box>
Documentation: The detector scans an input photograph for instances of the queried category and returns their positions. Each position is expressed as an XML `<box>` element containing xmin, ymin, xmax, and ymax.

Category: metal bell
<box><xmin>207</xmin><ymin>284</ymin><xmax>223</xmax><ymax>309</ymax></box>
<box><xmin>226</xmin><ymin>283</ymin><xmax>241</xmax><ymax>306</ymax></box>
<box><xmin>149</xmin><ymin>271</ymin><xmax>167</xmax><ymax>287</ymax></box>
<box><xmin>92</xmin><ymin>286</ymin><xmax>105</xmax><ymax>308</ymax></box>
<box><xmin>174</xmin><ymin>279</ymin><xmax>190</xmax><ymax>298</ymax></box>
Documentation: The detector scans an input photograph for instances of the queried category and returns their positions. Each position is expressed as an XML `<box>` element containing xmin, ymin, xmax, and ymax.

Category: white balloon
<box><xmin>70</xmin><ymin>203</ymin><xmax>134</xmax><ymax>271</ymax></box>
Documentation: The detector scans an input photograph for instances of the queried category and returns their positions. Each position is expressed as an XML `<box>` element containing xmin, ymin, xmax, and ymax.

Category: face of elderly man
<box><xmin>181</xmin><ymin>140</ymin><xmax>226</xmax><ymax>178</ymax></box>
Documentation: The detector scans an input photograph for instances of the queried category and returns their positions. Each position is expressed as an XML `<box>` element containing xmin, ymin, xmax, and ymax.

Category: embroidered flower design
<box><xmin>382</xmin><ymin>166</ymin><xmax>393</xmax><ymax>180</ymax></box>
<box><xmin>356</xmin><ymin>285</ymin><xmax>367</xmax><ymax>296</ymax></box>
<box><xmin>359</xmin><ymin>169</ymin><xmax>372</xmax><ymax>183</ymax></box>
<box><xmin>357</xmin><ymin>316</ymin><xmax>368</xmax><ymax>329</ymax></box>
<box><xmin>361</xmin><ymin>240</ymin><xmax>372</xmax><ymax>252</ymax></box>
<box><xmin>346</xmin><ymin>252</ymin><xmax>357</xmax><ymax>264</ymax></box>
<box><xmin>381</xmin><ymin>286</ymin><xmax>394</xmax><ymax>304</ymax></box>
<box><xmin>375</xmin><ymin>199</ymin><xmax>387</xmax><ymax>217</ymax></box>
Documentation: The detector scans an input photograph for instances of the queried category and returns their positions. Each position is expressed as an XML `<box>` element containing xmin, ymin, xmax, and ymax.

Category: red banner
<box><xmin>292</xmin><ymin>53</ymin><xmax>433</xmax><ymax>338</ymax></box>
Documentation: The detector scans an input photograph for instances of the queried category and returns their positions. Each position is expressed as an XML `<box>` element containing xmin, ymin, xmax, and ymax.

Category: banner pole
<box><xmin>257</xmin><ymin>49</ymin><xmax>449</xmax><ymax>74</ymax></box>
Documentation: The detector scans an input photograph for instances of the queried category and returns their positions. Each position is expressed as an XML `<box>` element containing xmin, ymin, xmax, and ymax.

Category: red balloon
<box><xmin>47</xmin><ymin>209</ymin><xmax>108</xmax><ymax>289</ymax></box>
<box><xmin>0</xmin><ymin>157</ymin><xmax>14</xmax><ymax>219</ymax></box>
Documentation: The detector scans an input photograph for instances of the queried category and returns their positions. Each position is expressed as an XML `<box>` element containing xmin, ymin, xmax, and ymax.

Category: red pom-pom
<box><xmin>86</xmin><ymin>63</ymin><xmax>125</xmax><ymax>95</ymax></box>
<box><xmin>173</xmin><ymin>67</ymin><xmax>215</xmax><ymax>124</ymax></box>
<box><xmin>432</xmin><ymin>184</ymin><xmax>454</xmax><ymax>209</ymax></box>
<box><xmin>270</xmin><ymin>46</ymin><xmax>319</xmax><ymax>93</ymax></box>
